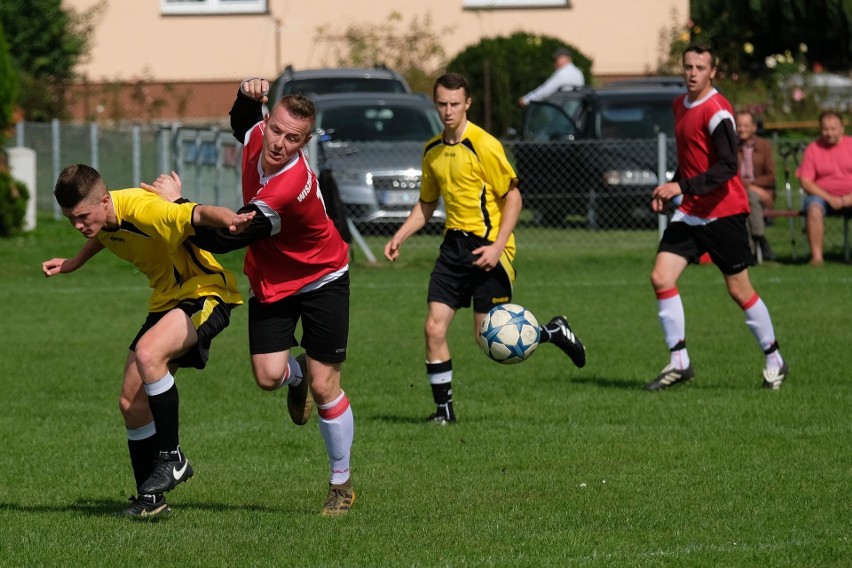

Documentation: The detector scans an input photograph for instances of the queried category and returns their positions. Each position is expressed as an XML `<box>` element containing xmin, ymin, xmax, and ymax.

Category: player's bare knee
<box><xmin>309</xmin><ymin>376</ymin><xmax>339</xmax><ymax>404</ymax></box>
<box><xmin>650</xmin><ymin>270</ymin><xmax>671</xmax><ymax>291</ymax></box>
<box><xmin>133</xmin><ymin>340</ymin><xmax>164</xmax><ymax>377</ymax></box>
<box><xmin>424</xmin><ymin>319</ymin><xmax>446</xmax><ymax>343</ymax></box>
<box><xmin>253</xmin><ymin>371</ymin><xmax>282</xmax><ymax>391</ymax></box>
<box><xmin>303</xmin><ymin>362</ymin><xmax>337</xmax><ymax>401</ymax></box>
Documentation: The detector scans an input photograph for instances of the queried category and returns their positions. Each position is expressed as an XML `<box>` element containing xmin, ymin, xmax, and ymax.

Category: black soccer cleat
<box><xmin>544</xmin><ymin>316</ymin><xmax>586</xmax><ymax>368</ymax></box>
<box><xmin>115</xmin><ymin>493</ymin><xmax>171</xmax><ymax>519</ymax></box>
<box><xmin>139</xmin><ymin>449</ymin><xmax>194</xmax><ymax>495</ymax></box>
<box><xmin>761</xmin><ymin>361</ymin><xmax>789</xmax><ymax>390</ymax></box>
<box><xmin>645</xmin><ymin>364</ymin><xmax>695</xmax><ymax>391</ymax></box>
<box><xmin>426</xmin><ymin>403</ymin><xmax>456</xmax><ymax>425</ymax></box>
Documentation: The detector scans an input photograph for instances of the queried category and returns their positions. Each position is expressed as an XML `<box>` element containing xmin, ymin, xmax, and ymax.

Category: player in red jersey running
<box><xmin>646</xmin><ymin>44</ymin><xmax>787</xmax><ymax>391</ymax></box>
<box><xmin>146</xmin><ymin>79</ymin><xmax>354</xmax><ymax>515</ymax></box>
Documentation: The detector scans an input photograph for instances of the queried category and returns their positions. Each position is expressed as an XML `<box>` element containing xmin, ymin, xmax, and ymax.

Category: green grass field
<box><xmin>1</xmin><ymin>219</ymin><xmax>850</xmax><ymax>567</ymax></box>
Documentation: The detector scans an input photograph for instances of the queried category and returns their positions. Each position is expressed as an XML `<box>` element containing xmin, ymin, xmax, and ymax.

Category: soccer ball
<box><xmin>478</xmin><ymin>303</ymin><xmax>540</xmax><ymax>365</ymax></box>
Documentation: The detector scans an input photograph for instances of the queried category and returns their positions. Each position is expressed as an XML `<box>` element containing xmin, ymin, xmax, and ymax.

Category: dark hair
<box><xmin>54</xmin><ymin>164</ymin><xmax>105</xmax><ymax>209</ymax></box>
<box><xmin>736</xmin><ymin>109</ymin><xmax>757</xmax><ymax>123</ymax></box>
<box><xmin>433</xmin><ymin>72</ymin><xmax>471</xmax><ymax>99</ymax></box>
<box><xmin>819</xmin><ymin>110</ymin><xmax>843</xmax><ymax>124</ymax></box>
<box><xmin>278</xmin><ymin>93</ymin><xmax>316</xmax><ymax>120</ymax></box>
<box><xmin>682</xmin><ymin>43</ymin><xmax>718</xmax><ymax>68</ymax></box>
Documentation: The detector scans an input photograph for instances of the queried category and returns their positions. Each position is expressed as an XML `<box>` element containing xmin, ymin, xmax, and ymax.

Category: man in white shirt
<box><xmin>518</xmin><ymin>47</ymin><xmax>585</xmax><ymax>107</ymax></box>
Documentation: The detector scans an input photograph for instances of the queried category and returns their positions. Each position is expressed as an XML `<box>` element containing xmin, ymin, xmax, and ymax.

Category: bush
<box><xmin>0</xmin><ymin>166</ymin><xmax>29</xmax><ymax>237</ymax></box>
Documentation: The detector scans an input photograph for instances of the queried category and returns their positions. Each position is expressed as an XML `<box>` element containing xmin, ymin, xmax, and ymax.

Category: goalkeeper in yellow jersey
<box><xmin>42</xmin><ymin>165</ymin><xmax>253</xmax><ymax>517</ymax></box>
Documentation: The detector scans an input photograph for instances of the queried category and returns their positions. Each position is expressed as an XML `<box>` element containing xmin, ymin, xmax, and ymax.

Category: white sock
<box><xmin>657</xmin><ymin>288</ymin><xmax>689</xmax><ymax>369</ymax></box>
<box><xmin>126</xmin><ymin>421</ymin><xmax>156</xmax><ymax>441</ymax></box>
<box><xmin>318</xmin><ymin>392</ymin><xmax>353</xmax><ymax>486</ymax></box>
<box><xmin>657</xmin><ymin>289</ymin><xmax>685</xmax><ymax>350</ymax></box>
<box><xmin>670</xmin><ymin>348</ymin><xmax>691</xmax><ymax>370</ymax></box>
<box><xmin>274</xmin><ymin>354</ymin><xmax>303</xmax><ymax>389</ymax></box>
<box><xmin>741</xmin><ymin>294</ymin><xmax>783</xmax><ymax>370</ymax></box>
<box><xmin>765</xmin><ymin>350</ymin><xmax>784</xmax><ymax>372</ymax></box>
<box><xmin>143</xmin><ymin>371</ymin><xmax>175</xmax><ymax>396</ymax></box>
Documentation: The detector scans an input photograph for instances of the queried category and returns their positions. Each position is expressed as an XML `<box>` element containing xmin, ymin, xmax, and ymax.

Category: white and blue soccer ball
<box><xmin>478</xmin><ymin>303</ymin><xmax>540</xmax><ymax>365</ymax></box>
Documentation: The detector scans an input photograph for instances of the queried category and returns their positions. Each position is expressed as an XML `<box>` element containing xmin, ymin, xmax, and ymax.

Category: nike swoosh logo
<box><xmin>172</xmin><ymin>461</ymin><xmax>188</xmax><ymax>480</ymax></box>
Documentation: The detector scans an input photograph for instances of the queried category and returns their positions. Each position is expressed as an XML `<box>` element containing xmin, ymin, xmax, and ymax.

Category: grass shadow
<box><xmin>569</xmin><ymin>374</ymin><xmax>644</xmax><ymax>390</ymax></box>
<box><xmin>0</xmin><ymin>499</ymin><xmax>290</xmax><ymax>518</ymax></box>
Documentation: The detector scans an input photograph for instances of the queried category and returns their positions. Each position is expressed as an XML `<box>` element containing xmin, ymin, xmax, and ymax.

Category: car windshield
<box><xmin>284</xmin><ymin>78</ymin><xmax>408</xmax><ymax>95</ymax></box>
<box><xmin>320</xmin><ymin>105</ymin><xmax>441</xmax><ymax>141</ymax></box>
<box><xmin>596</xmin><ymin>99</ymin><xmax>675</xmax><ymax>139</ymax></box>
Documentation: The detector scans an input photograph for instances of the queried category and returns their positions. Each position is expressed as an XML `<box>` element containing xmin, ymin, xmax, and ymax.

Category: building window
<box><xmin>161</xmin><ymin>0</ymin><xmax>267</xmax><ymax>16</ymax></box>
<box><xmin>463</xmin><ymin>0</ymin><xmax>571</xmax><ymax>7</ymax></box>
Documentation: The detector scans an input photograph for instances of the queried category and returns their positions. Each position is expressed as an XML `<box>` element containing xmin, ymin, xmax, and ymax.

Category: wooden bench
<box><xmin>763</xmin><ymin>206</ymin><xmax>851</xmax><ymax>263</ymax></box>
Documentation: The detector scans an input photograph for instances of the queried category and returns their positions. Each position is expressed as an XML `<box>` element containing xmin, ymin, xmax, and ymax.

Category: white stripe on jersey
<box><xmin>252</xmin><ymin>199</ymin><xmax>282</xmax><ymax>235</ymax></box>
<box><xmin>708</xmin><ymin>109</ymin><xmax>734</xmax><ymax>135</ymax></box>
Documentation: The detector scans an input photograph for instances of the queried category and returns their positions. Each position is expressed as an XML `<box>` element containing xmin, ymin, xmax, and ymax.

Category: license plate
<box><xmin>379</xmin><ymin>190</ymin><xmax>419</xmax><ymax>206</ymax></box>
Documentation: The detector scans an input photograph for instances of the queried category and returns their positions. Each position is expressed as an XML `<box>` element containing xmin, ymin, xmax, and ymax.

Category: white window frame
<box><xmin>463</xmin><ymin>0</ymin><xmax>570</xmax><ymax>7</ymax></box>
<box><xmin>161</xmin><ymin>0</ymin><xmax>267</xmax><ymax>16</ymax></box>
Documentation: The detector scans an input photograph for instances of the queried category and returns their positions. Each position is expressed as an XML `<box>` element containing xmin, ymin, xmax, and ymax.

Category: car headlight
<box><xmin>602</xmin><ymin>169</ymin><xmax>658</xmax><ymax>186</ymax></box>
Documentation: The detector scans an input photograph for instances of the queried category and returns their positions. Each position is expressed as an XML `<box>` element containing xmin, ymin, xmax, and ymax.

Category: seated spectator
<box><xmin>736</xmin><ymin>110</ymin><xmax>777</xmax><ymax>260</ymax></box>
<box><xmin>797</xmin><ymin>111</ymin><xmax>852</xmax><ymax>265</ymax></box>
<box><xmin>517</xmin><ymin>47</ymin><xmax>584</xmax><ymax>107</ymax></box>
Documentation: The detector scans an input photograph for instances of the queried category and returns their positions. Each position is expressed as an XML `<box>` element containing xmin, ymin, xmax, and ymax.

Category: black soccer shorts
<box><xmin>248</xmin><ymin>271</ymin><xmax>350</xmax><ymax>364</ymax></box>
<box><xmin>658</xmin><ymin>213</ymin><xmax>755</xmax><ymax>275</ymax></box>
<box><xmin>131</xmin><ymin>296</ymin><xmax>233</xmax><ymax>370</ymax></box>
<box><xmin>428</xmin><ymin>230</ymin><xmax>513</xmax><ymax>314</ymax></box>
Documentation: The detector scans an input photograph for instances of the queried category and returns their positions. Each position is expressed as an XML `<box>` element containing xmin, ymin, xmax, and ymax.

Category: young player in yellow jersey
<box><xmin>384</xmin><ymin>73</ymin><xmax>586</xmax><ymax>424</ymax></box>
<box><xmin>42</xmin><ymin>165</ymin><xmax>253</xmax><ymax>517</ymax></box>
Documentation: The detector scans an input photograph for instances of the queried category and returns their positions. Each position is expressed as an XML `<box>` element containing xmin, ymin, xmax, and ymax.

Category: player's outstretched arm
<box><xmin>194</xmin><ymin>205</ymin><xmax>256</xmax><ymax>233</ymax></box>
<box><xmin>141</xmin><ymin>171</ymin><xmax>183</xmax><ymax>201</ymax></box>
<box><xmin>42</xmin><ymin>239</ymin><xmax>105</xmax><ymax>277</ymax></box>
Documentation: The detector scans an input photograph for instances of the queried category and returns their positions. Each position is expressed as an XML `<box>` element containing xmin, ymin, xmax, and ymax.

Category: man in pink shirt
<box><xmin>797</xmin><ymin>111</ymin><xmax>852</xmax><ymax>265</ymax></box>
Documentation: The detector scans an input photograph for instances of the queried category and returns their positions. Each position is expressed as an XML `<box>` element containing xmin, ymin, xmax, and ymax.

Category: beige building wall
<box><xmin>65</xmin><ymin>0</ymin><xmax>689</xmax><ymax>82</ymax></box>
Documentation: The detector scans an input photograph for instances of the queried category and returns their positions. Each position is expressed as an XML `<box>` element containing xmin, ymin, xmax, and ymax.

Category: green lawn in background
<box><xmin>0</xmin><ymin>218</ymin><xmax>849</xmax><ymax>567</ymax></box>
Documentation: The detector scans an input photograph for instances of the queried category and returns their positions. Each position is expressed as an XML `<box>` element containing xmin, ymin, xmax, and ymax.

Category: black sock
<box><xmin>128</xmin><ymin>435</ymin><xmax>159</xmax><ymax>492</ymax></box>
<box><xmin>426</xmin><ymin>360</ymin><xmax>454</xmax><ymax>418</ymax></box>
<box><xmin>436</xmin><ymin>400</ymin><xmax>455</xmax><ymax>420</ymax></box>
<box><xmin>147</xmin><ymin>384</ymin><xmax>180</xmax><ymax>454</ymax></box>
<box><xmin>540</xmin><ymin>320</ymin><xmax>563</xmax><ymax>343</ymax></box>
<box><xmin>430</xmin><ymin>382</ymin><xmax>453</xmax><ymax>406</ymax></box>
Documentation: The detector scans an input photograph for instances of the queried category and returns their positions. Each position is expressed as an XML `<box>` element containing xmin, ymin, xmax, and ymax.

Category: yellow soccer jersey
<box><xmin>96</xmin><ymin>189</ymin><xmax>242</xmax><ymax>312</ymax></box>
<box><xmin>421</xmin><ymin>121</ymin><xmax>519</xmax><ymax>259</ymax></box>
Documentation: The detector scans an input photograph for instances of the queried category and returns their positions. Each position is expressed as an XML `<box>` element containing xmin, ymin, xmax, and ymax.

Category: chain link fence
<box><xmin>9</xmin><ymin>120</ymin><xmax>846</xmax><ymax>260</ymax></box>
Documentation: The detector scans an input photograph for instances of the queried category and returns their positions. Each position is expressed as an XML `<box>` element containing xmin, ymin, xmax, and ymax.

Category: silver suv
<box><xmin>272</xmin><ymin>66</ymin><xmax>411</xmax><ymax>101</ymax></box>
<box><xmin>311</xmin><ymin>92</ymin><xmax>445</xmax><ymax>234</ymax></box>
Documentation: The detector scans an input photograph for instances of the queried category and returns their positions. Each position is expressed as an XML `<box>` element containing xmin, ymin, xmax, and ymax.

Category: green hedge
<box><xmin>0</xmin><ymin>167</ymin><xmax>29</xmax><ymax>236</ymax></box>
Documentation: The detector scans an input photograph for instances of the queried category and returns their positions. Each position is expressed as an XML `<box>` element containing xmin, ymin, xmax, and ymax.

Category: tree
<box><xmin>659</xmin><ymin>1</ymin><xmax>850</xmax><ymax>122</ymax></box>
<box><xmin>666</xmin><ymin>0</ymin><xmax>851</xmax><ymax>75</ymax></box>
<box><xmin>0</xmin><ymin>0</ymin><xmax>102</xmax><ymax>121</ymax></box>
<box><xmin>447</xmin><ymin>32</ymin><xmax>593</xmax><ymax>136</ymax></box>
<box><xmin>316</xmin><ymin>11</ymin><xmax>451</xmax><ymax>94</ymax></box>
<box><xmin>0</xmin><ymin>22</ymin><xmax>18</xmax><ymax>135</ymax></box>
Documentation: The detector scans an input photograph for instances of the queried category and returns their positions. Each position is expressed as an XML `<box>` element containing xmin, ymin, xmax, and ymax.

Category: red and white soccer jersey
<box><xmin>673</xmin><ymin>89</ymin><xmax>748</xmax><ymax>219</ymax></box>
<box><xmin>240</xmin><ymin>122</ymin><xmax>349</xmax><ymax>303</ymax></box>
